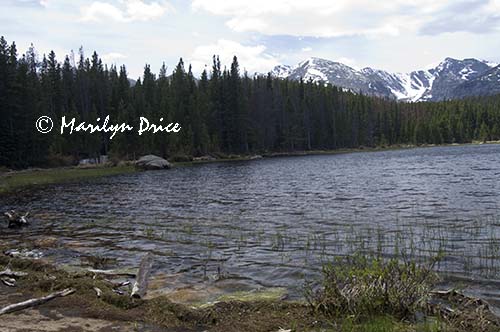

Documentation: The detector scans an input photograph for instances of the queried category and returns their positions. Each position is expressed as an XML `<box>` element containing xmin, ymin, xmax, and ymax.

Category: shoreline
<box><xmin>1</xmin><ymin>141</ymin><xmax>499</xmax><ymax>195</ymax></box>
<box><xmin>0</xmin><ymin>247</ymin><xmax>498</xmax><ymax>332</ymax></box>
<box><xmin>0</xmin><ymin>165</ymin><xmax>136</xmax><ymax>195</ymax></box>
<box><xmin>163</xmin><ymin>140</ymin><xmax>500</xmax><ymax>167</ymax></box>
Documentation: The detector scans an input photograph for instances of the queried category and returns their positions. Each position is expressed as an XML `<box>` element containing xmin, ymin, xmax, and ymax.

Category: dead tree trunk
<box><xmin>0</xmin><ymin>288</ymin><xmax>75</xmax><ymax>315</ymax></box>
<box><xmin>131</xmin><ymin>253</ymin><xmax>153</xmax><ymax>299</ymax></box>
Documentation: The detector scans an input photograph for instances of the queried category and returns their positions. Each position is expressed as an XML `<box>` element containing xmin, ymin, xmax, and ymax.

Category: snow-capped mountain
<box><xmin>270</xmin><ymin>57</ymin><xmax>499</xmax><ymax>102</ymax></box>
<box><xmin>271</xmin><ymin>64</ymin><xmax>293</xmax><ymax>78</ymax></box>
<box><xmin>451</xmin><ymin>65</ymin><xmax>500</xmax><ymax>99</ymax></box>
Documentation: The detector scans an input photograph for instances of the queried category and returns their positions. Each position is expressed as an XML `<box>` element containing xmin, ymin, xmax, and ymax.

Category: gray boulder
<box><xmin>135</xmin><ymin>155</ymin><xmax>171</xmax><ymax>170</ymax></box>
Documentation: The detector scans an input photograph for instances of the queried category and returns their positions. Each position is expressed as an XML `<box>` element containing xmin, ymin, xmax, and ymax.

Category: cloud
<box><xmin>81</xmin><ymin>0</ymin><xmax>173</xmax><ymax>22</ymax></box>
<box><xmin>189</xmin><ymin>39</ymin><xmax>280</xmax><ymax>75</ymax></box>
<box><xmin>337</xmin><ymin>57</ymin><xmax>358</xmax><ymax>69</ymax></box>
<box><xmin>10</xmin><ymin>0</ymin><xmax>48</xmax><ymax>7</ymax></box>
<box><xmin>418</xmin><ymin>0</ymin><xmax>500</xmax><ymax>35</ymax></box>
<box><xmin>301</xmin><ymin>47</ymin><xmax>312</xmax><ymax>52</ymax></box>
<box><xmin>192</xmin><ymin>0</ymin><xmax>500</xmax><ymax>37</ymax></box>
<box><xmin>101</xmin><ymin>52</ymin><xmax>128</xmax><ymax>63</ymax></box>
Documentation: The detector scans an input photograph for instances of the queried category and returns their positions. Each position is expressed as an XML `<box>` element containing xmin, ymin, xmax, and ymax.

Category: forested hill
<box><xmin>1</xmin><ymin>36</ymin><xmax>500</xmax><ymax>169</ymax></box>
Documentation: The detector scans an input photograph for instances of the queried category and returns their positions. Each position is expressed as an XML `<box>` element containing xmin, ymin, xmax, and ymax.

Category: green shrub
<box><xmin>306</xmin><ymin>253</ymin><xmax>441</xmax><ymax>321</ymax></box>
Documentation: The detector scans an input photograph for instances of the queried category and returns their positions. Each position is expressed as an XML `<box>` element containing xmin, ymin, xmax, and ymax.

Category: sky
<box><xmin>1</xmin><ymin>0</ymin><xmax>500</xmax><ymax>79</ymax></box>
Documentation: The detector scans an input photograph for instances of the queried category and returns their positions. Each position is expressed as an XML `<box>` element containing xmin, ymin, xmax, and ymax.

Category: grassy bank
<box><xmin>0</xmin><ymin>165</ymin><xmax>136</xmax><ymax>194</ymax></box>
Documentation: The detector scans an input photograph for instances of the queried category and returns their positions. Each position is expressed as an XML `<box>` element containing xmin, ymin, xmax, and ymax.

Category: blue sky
<box><xmin>2</xmin><ymin>0</ymin><xmax>500</xmax><ymax>78</ymax></box>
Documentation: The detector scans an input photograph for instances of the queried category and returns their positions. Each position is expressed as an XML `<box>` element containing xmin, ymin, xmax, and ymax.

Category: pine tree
<box><xmin>2</xmin><ymin>36</ymin><xmax>500</xmax><ymax>168</ymax></box>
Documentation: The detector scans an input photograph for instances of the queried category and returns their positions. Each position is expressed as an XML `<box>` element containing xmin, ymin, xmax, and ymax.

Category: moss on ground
<box><xmin>215</xmin><ymin>287</ymin><xmax>287</xmax><ymax>303</ymax></box>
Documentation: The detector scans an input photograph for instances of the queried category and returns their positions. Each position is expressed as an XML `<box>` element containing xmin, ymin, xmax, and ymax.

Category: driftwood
<box><xmin>430</xmin><ymin>289</ymin><xmax>455</xmax><ymax>296</ymax></box>
<box><xmin>3</xmin><ymin>211</ymin><xmax>29</xmax><ymax>228</ymax></box>
<box><xmin>114</xmin><ymin>280</ymin><xmax>130</xmax><ymax>288</ymax></box>
<box><xmin>93</xmin><ymin>287</ymin><xmax>102</xmax><ymax>298</ymax></box>
<box><xmin>1</xmin><ymin>277</ymin><xmax>16</xmax><ymax>287</ymax></box>
<box><xmin>0</xmin><ymin>288</ymin><xmax>75</xmax><ymax>315</ymax></box>
<box><xmin>131</xmin><ymin>253</ymin><xmax>153</xmax><ymax>299</ymax></box>
<box><xmin>113</xmin><ymin>289</ymin><xmax>125</xmax><ymax>295</ymax></box>
<box><xmin>0</xmin><ymin>269</ymin><xmax>28</xmax><ymax>278</ymax></box>
<box><xmin>87</xmin><ymin>268</ymin><xmax>136</xmax><ymax>277</ymax></box>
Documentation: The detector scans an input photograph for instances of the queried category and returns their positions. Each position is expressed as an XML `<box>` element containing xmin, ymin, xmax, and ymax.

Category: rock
<box><xmin>135</xmin><ymin>155</ymin><xmax>171</xmax><ymax>170</ymax></box>
<box><xmin>193</xmin><ymin>155</ymin><xmax>216</xmax><ymax>162</ymax></box>
<box><xmin>4</xmin><ymin>249</ymin><xmax>43</xmax><ymax>259</ymax></box>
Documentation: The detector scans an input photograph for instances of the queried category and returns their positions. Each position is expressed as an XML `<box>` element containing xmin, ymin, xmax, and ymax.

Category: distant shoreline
<box><xmin>1</xmin><ymin>140</ymin><xmax>499</xmax><ymax>195</ymax></box>
<box><xmin>179</xmin><ymin>140</ymin><xmax>500</xmax><ymax>166</ymax></box>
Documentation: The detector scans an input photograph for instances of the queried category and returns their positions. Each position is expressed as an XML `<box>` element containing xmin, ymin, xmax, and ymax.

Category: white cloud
<box><xmin>192</xmin><ymin>0</ymin><xmax>500</xmax><ymax>37</ymax></box>
<box><xmin>81</xmin><ymin>0</ymin><xmax>173</xmax><ymax>22</ymax></box>
<box><xmin>301</xmin><ymin>47</ymin><xmax>312</xmax><ymax>52</ymax></box>
<box><xmin>101</xmin><ymin>52</ymin><xmax>128</xmax><ymax>63</ymax></box>
<box><xmin>337</xmin><ymin>57</ymin><xmax>358</xmax><ymax>69</ymax></box>
<box><xmin>13</xmin><ymin>0</ymin><xmax>49</xmax><ymax>7</ymax></box>
<box><xmin>189</xmin><ymin>39</ymin><xmax>280</xmax><ymax>75</ymax></box>
<box><xmin>418</xmin><ymin>0</ymin><xmax>500</xmax><ymax>35</ymax></box>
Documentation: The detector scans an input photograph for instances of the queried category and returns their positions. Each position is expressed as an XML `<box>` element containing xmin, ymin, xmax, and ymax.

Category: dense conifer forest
<box><xmin>1</xmin><ymin>36</ymin><xmax>499</xmax><ymax>168</ymax></box>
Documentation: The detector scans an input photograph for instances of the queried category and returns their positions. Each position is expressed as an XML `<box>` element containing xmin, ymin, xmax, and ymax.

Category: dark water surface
<box><xmin>2</xmin><ymin>145</ymin><xmax>500</xmax><ymax>304</ymax></box>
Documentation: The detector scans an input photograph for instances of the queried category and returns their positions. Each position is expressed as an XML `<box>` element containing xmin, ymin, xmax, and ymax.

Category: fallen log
<box><xmin>113</xmin><ymin>289</ymin><xmax>125</xmax><ymax>295</ymax></box>
<box><xmin>131</xmin><ymin>253</ymin><xmax>153</xmax><ymax>299</ymax></box>
<box><xmin>430</xmin><ymin>289</ymin><xmax>455</xmax><ymax>295</ymax></box>
<box><xmin>87</xmin><ymin>268</ymin><xmax>137</xmax><ymax>277</ymax></box>
<box><xmin>114</xmin><ymin>280</ymin><xmax>130</xmax><ymax>288</ymax></box>
<box><xmin>0</xmin><ymin>288</ymin><xmax>75</xmax><ymax>315</ymax></box>
<box><xmin>0</xmin><ymin>269</ymin><xmax>28</xmax><ymax>278</ymax></box>
<box><xmin>93</xmin><ymin>287</ymin><xmax>102</xmax><ymax>298</ymax></box>
<box><xmin>1</xmin><ymin>277</ymin><xmax>16</xmax><ymax>287</ymax></box>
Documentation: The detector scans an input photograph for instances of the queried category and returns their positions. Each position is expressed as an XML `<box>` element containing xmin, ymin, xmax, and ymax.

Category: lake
<box><xmin>2</xmin><ymin>144</ymin><xmax>500</xmax><ymax>306</ymax></box>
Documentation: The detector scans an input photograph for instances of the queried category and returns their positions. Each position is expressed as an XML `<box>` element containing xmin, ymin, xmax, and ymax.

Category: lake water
<box><xmin>2</xmin><ymin>145</ymin><xmax>500</xmax><ymax>305</ymax></box>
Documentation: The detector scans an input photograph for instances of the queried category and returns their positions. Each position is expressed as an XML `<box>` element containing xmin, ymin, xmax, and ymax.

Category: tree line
<box><xmin>1</xmin><ymin>36</ymin><xmax>500</xmax><ymax>168</ymax></box>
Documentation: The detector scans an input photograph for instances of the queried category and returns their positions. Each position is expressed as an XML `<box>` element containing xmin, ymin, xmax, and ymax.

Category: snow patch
<box><xmin>305</xmin><ymin>68</ymin><xmax>329</xmax><ymax>83</ymax></box>
<box><xmin>388</xmin><ymin>70</ymin><xmax>435</xmax><ymax>102</ymax></box>
<box><xmin>459</xmin><ymin>67</ymin><xmax>477</xmax><ymax>80</ymax></box>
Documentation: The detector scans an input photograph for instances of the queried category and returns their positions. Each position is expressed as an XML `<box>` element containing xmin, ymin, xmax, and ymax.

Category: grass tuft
<box><xmin>305</xmin><ymin>253</ymin><xmax>441</xmax><ymax>321</ymax></box>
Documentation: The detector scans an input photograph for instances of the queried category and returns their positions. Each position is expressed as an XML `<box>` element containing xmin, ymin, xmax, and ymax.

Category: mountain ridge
<box><xmin>270</xmin><ymin>57</ymin><xmax>499</xmax><ymax>102</ymax></box>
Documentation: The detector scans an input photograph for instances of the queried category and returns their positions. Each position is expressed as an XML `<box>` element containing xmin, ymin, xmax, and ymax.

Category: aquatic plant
<box><xmin>305</xmin><ymin>253</ymin><xmax>442</xmax><ymax>321</ymax></box>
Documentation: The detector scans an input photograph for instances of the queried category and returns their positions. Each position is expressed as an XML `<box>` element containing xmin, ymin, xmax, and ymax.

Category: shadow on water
<box><xmin>1</xmin><ymin>144</ymin><xmax>500</xmax><ymax>306</ymax></box>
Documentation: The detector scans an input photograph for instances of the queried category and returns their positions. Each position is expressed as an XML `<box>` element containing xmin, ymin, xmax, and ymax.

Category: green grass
<box><xmin>306</xmin><ymin>254</ymin><xmax>440</xmax><ymax>321</ymax></box>
<box><xmin>0</xmin><ymin>165</ymin><xmax>136</xmax><ymax>194</ymax></box>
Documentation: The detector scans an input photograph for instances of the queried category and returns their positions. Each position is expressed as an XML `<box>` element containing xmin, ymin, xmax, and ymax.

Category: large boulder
<box><xmin>135</xmin><ymin>155</ymin><xmax>171</xmax><ymax>170</ymax></box>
